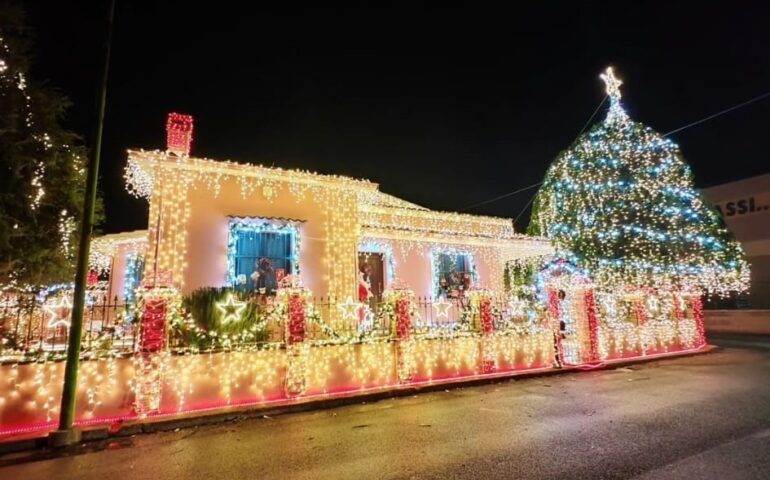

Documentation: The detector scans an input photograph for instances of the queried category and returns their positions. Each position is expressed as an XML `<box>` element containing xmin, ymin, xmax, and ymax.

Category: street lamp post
<box><xmin>48</xmin><ymin>0</ymin><xmax>116</xmax><ymax>447</ymax></box>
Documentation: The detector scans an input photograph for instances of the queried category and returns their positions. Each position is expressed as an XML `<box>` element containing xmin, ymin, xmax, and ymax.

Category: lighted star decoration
<box><xmin>433</xmin><ymin>296</ymin><xmax>453</xmax><ymax>319</ymax></box>
<box><xmin>44</xmin><ymin>295</ymin><xmax>73</xmax><ymax>328</ymax></box>
<box><xmin>338</xmin><ymin>296</ymin><xmax>360</xmax><ymax>321</ymax></box>
<box><xmin>215</xmin><ymin>294</ymin><xmax>247</xmax><ymax>324</ymax></box>
<box><xmin>600</xmin><ymin>66</ymin><xmax>623</xmax><ymax>101</ymax></box>
<box><xmin>507</xmin><ymin>297</ymin><xmax>526</xmax><ymax>317</ymax></box>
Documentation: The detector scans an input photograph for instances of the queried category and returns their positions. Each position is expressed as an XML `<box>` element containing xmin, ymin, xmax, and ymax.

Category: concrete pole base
<box><xmin>47</xmin><ymin>428</ymin><xmax>82</xmax><ymax>448</ymax></box>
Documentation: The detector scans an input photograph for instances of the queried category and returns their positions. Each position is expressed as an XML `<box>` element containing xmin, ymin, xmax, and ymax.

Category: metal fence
<box><xmin>0</xmin><ymin>294</ymin><xmax>138</xmax><ymax>360</ymax></box>
<box><xmin>240</xmin><ymin>295</ymin><xmax>533</xmax><ymax>345</ymax></box>
<box><xmin>1</xmin><ymin>293</ymin><xmax>536</xmax><ymax>360</ymax></box>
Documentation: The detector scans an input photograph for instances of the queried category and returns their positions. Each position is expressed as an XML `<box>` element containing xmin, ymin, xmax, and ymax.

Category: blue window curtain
<box><xmin>231</xmin><ymin>225</ymin><xmax>295</xmax><ymax>294</ymax></box>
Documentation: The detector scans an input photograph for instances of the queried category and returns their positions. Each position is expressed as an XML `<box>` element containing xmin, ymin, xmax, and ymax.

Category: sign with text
<box><xmin>713</xmin><ymin>193</ymin><xmax>770</xmax><ymax>219</ymax></box>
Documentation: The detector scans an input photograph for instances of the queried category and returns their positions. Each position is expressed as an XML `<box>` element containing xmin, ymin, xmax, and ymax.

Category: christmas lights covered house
<box><xmin>0</xmin><ymin>72</ymin><xmax>728</xmax><ymax>440</ymax></box>
<box><xmin>120</xmin><ymin>114</ymin><xmax>551</xmax><ymax>305</ymax></box>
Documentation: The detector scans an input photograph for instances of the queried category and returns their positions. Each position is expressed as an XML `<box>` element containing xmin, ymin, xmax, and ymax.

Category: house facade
<box><xmin>120</xmin><ymin>150</ymin><xmax>551</xmax><ymax>304</ymax></box>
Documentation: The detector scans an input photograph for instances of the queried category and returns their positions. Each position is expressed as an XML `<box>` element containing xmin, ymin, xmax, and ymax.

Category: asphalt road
<box><xmin>2</xmin><ymin>334</ymin><xmax>770</xmax><ymax>480</ymax></box>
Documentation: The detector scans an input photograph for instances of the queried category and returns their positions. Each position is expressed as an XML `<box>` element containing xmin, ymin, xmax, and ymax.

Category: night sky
<box><xmin>24</xmin><ymin>1</ymin><xmax>770</xmax><ymax>234</ymax></box>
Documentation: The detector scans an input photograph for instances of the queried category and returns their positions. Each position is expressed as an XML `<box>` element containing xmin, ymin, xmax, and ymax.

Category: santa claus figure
<box><xmin>358</xmin><ymin>264</ymin><xmax>373</xmax><ymax>303</ymax></box>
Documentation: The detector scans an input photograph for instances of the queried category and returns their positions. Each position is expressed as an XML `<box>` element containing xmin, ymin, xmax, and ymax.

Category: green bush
<box><xmin>175</xmin><ymin>287</ymin><xmax>270</xmax><ymax>349</ymax></box>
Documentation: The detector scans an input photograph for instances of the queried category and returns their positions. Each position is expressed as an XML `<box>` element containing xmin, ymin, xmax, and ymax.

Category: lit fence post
<box><xmin>133</xmin><ymin>272</ymin><xmax>177</xmax><ymax>416</ymax></box>
<box><xmin>469</xmin><ymin>289</ymin><xmax>496</xmax><ymax>373</ymax></box>
<box><xmin>384</xmin><ymin>284</ymin><xmax>415</xmax><ymax>383</ymax></box>
<box><xmin>281</xmin><ymin>285</ymin><xmax>309</xmax><ymax>397</ymax></box>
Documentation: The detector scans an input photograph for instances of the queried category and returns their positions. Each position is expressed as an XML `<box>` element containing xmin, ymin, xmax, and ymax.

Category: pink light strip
<box><xmin>0</xmin><ymin>345</ymin><xmax>708</xmax><ymax>439</ymax></box>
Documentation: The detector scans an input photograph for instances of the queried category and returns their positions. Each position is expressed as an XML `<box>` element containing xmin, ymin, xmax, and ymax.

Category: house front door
<box><xmin>358</xmin><ymin>252</ymin><xmax>384</xmax><ymax>303</ymax></box>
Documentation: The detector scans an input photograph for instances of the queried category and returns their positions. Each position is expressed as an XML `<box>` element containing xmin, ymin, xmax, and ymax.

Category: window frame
<box><xmin>431</xmin><ymin>248</ymin><xmax>478</xmax><ymax>298</ymax></box>
<box><xmin>227</xmin><ymin>217</ymin><xmax>301</xmax><ymax>291</ymax></box>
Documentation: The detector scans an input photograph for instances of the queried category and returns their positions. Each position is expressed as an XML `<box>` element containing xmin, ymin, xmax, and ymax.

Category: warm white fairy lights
<box><xmin>0</xmin><ymin>94</ymin><xmax>722</xmax><ymax>439</ymax></box>
<box><xmin>89</xmin><ymin>231</ymin><xmax>148</xmax><ymax>276</ymax></box>
<box><xmin>530</xmin><ymin>67</ymin><xmax>749</xmax><ymax>295</ymax></box>
<box><xmin>43</xmin><ymin>294</ymin><xmax>72</xmax><ymax>329</ymax></box>
<box><xmin>433</xmin><ymin>296</ymin><xmax>453</xmax><ymax>318</ymax></box>
<box><xmin>58</xmin><ymin>209</ymin><xmax>76</xmax><ymax>258</ymax></box>
<box><xmin>215</xmin><ymin>293</ymin><xmax>247</xmax><ymax>324</ymax></box>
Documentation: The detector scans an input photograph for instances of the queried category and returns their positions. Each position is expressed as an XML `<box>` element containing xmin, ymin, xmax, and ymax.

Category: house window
<box><xmin>123</xmin><ymin>253</ymin><xmax>145</xmax><ymax>303</ymax></box>
<box><xmin>228</xmin><ymin>218</ymin><xmax>300</xmax><ymax>294</ymax></box>
<box><xmin>433</xmin><ymin>250</ymin><xmax>477</xmax><ymax>298</ymax></box>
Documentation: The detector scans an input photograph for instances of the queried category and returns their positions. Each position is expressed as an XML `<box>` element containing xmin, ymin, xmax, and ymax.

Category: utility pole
<box><xmin>49</xmin><ymin>0</ymin><xmax>116</xmax><ymax>447</ymax></box>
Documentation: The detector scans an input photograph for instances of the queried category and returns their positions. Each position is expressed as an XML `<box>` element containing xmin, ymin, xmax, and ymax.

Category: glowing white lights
<box><xmin>432</xmin><ymin>296</ymin><xmax>453</xmax><ymax>318</ymax></box>
<box><xmin>337</xmin><ymin>296</ymin><xmax>360</xmax><ymax>321</ymax></box>
<box><xmin>44</xmin><ymin>295</ymin><xmax>73</xmax><ymax>329</ymax></box>
<box><xmin>215</xmin><ymin>293</ymin><xmax>247</xmax><ymax>324</ymax></box>
<box><xmin>531</xmin><ymin>66</ymin><xmax>749</xmax><ymax>295</ymax></box>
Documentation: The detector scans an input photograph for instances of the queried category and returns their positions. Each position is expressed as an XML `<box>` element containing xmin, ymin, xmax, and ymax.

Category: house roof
<box><xmin>124</xmin><ymin>149</ymin><xmax>551</xmax><ymax>255</ymax></box>
<box><xmin>90</xmin><ymin>230</ymin><xmax>148</xmax><ymax>274</ymax></box>
<box><xmin>125</xmin><ymin>149</ymin><xmax>378</xmax><ymax>199</ymax></box>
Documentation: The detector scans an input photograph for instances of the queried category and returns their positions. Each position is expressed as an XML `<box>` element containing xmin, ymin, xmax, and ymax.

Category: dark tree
<box><xmin>0</xmin><ymin>4</ymin><xmax>102</xmax><ymax>287</ymax></box>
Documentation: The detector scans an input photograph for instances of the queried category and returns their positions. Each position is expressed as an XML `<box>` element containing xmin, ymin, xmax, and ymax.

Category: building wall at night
<box><xmin>703</xmin><ymin>173</ymin><xmax>770</xmax><ymax>308</ymax></box>
<box><xmin>122</xmin><ymin>149</ymin><xmax>552</xmax><ymax>300</ymax></box>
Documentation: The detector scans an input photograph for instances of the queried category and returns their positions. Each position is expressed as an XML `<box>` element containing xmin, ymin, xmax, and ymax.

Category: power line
<box><xmin>513</xmin><ymin>191</ymin><xmax>537</xmax><ymax>227</ymax></box>
<box><xmin>461</xmin><ymin>96</ymin><xmax>608</xmax><ymax>213</ymax></box>
<box><xmin>461</xmin><ymin>96</ymin><xmax>608</xmax><ymax>214</ymax></box>
<box><xmin>577</xmin><ymin>95</ymin><xmax>608</xmax><ymax>136</ymax></box>
<box><xmin>464</xmin><ymin>89</ymin><xmax>770</xmax><ymax>219</ymax></box>
<box><xmin>663</xmin><ymin>91</ymin><xmax>770</xmax><ymax>136</ymax></box>
<box><xmin>460</xmin><ymin>181</ymin><xmax>542</xmax><ymax>212</ymax></box>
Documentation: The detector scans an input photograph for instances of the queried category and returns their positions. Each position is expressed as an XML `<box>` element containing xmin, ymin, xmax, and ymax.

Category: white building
<box><xmin>703</xmin><ymin>173</ymin><xmax>770</xmax><ymax>308</ymax></box>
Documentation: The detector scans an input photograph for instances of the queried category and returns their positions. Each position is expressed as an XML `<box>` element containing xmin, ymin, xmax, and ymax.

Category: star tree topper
<box><xmin>600</xmin><ymin>66</ymin><xmax>623</xmax><ymax>101</ymax></box>
<box><xmin>600</xmin><ymin>66</ymin><xmax>628</xmax><ymax>122</ymax></box>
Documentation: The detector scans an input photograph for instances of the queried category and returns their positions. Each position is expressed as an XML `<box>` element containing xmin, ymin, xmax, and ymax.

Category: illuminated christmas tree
<box><xmin>0</xmin><ymin>6</ymin><xmax>99</xmax><ymax>287</ymax></box>
<box><xmin>529</xmin><ymin>67</ymin><xmax>749</xmax><ymax>296</ymax></box>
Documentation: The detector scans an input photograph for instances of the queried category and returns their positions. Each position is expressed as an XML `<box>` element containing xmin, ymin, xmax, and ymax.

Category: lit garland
<box><xmin>1</xmin><ymin>286</ymin><xmax>705</xmax><ymax>437</ymax></box>
<box><xmin>530</xmin><ymin>67</ymin><xmax>749</xmax><ymax>295</ymax></box>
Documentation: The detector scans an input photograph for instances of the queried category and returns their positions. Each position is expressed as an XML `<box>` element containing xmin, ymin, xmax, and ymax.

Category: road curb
<box><xmin>0</xmin><ymin>345</ymin><xmax>715</xmax><ymax>458</ymax></box>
